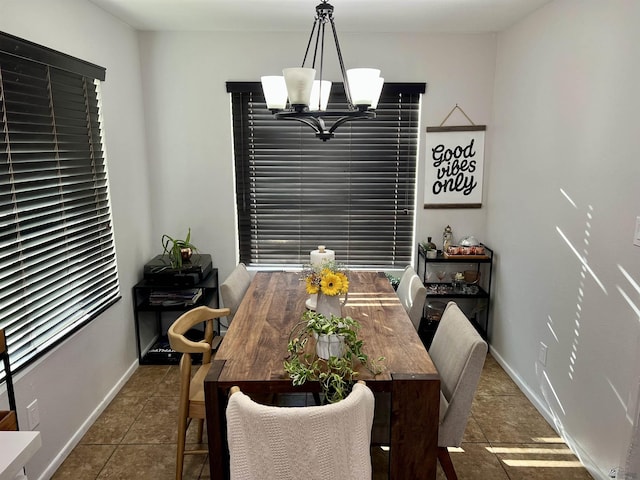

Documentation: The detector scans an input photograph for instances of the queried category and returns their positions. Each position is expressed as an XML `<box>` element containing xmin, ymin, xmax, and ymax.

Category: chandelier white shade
<box><xmin>282</xmin><ymin>67</ymin><xmax>316</xmax><ymax>107</ymax></box>
<box><xmin>310</xmin><ymin>80</ymin><xmax>332</xmax><ymax>111</ymax></box>
<box><xmin>260</xmin><ymin>0</ymin><xmax>383</xmax><ymax>141</ymax></box>
<box><xmin>260</xmin><ymin>76</ymin><xmax>288</xmax><ymax>110</ymax></box>
<box><xmin>346</xmin><ymin>68</ymin><xmax>381</xmax><ymax>106</ymax></box>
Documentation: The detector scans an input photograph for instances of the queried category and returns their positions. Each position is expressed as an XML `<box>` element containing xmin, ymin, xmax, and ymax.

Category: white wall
<box><xmin>0</xmin><ymin>1</ymin><xmax>151</xmax><ymax>479</ymax></box>
<box><xmin>487</xmin><ymin>1</ymin><xmax>640</xmax><ymax>478</ymax></box>
<box><xmin>137</xmin><ymin>31</ymin><xmax>497</xmax><ymax>280</ymax></box>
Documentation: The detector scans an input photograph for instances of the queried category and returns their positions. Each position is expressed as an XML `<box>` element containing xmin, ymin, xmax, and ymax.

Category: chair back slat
<box><xmin>0</xmin><ymin>329</ymin><xmax>18</xmax><ymax>417</ymax></box>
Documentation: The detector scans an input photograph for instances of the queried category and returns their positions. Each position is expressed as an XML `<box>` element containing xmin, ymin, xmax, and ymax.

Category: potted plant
<box><xmin>421</xmin><ymin>237</ymin><xmax>438</xmax><ymax>259</ymax></box>
<box><xmin>385</xmin><ymin>272</ymin><xmax>400</xmax><ymax>291</ymax></box>
<box><xmin>284</xmin><ymin>310</ymin><xmax>384</xmax><ymax>404</ymax></box>
<box><xmin>161</xmin><ymin>227</ymin><xmax>198</xmax><ymax>270</ymax></box>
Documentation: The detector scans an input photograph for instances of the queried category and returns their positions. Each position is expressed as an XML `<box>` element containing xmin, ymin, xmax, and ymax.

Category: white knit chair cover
<box><xmin>226</xmin><ymin>382</ymin><xmax>375</xmax><ymax>480</ymax></box>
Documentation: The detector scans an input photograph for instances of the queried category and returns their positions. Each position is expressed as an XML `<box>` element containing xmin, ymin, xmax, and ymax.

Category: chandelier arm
<box><xmin>285</xmin><ymin>116</ymin><xmax>323</xmax><ymax>134</ymax></box>
<box><xmin>319</xmin><ymin>21</ymin><xmax>325</xmax><ymax>84</ymax></box>
<box><xmin>329</xmin><ymin>16</ymin><xmax>353</xmax><ymax>109</ymax></box>
<box><xmin>302</xmin><ymin>18</ymin><xmax>319</xmax><ymax>67</ymax></box>
<box><xmin>328</xmin><ymin>112</ymin><xmax>376</xmax><ymax>135</ymax></box>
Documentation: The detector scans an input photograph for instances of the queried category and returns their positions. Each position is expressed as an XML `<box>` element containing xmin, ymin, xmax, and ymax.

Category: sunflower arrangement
<box><xmin>303</xmin><ymin>260</ymin><xmax>349</xmax><ymax>296</ymax></box>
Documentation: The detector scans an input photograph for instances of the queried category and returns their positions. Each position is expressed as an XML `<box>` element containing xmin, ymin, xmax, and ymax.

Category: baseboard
<box><xmin>36</xmin><ymin>359</ymin><xmax>139</xmax><ymax>480</ymax></box>
<box><xmin>488</xmin><ymin>347</ymin><xmax>610</xmax><ymax>480</ymax></box>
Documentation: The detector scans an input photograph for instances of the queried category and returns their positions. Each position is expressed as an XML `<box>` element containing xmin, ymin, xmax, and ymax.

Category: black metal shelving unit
<box><xmin>416</xmin><ymin>243</ymin><xmax>493</xmax><ymax>346</ymax></box>
<box><xmin>132</xmin><ymin>268</ymin><xmax>219</xmax><ymax>364</ymax></box>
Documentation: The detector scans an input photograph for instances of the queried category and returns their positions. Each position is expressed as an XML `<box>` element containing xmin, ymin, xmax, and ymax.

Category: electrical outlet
<box><xmin>609</xmin><ymin>466</ymin><xmax>619</xmax><ymax>478</ymax></box>
<box><xmin>26</xmin><ymin>399</ymin><xmax>40</xmax><ymax>429</ymax></box>
<box><xmin>634</xmin><ymin>217</ymin><xmax>640</xmax><ymax>247</ymax></box>
<box><xmin>538</xmin><ymin>342</ymin><xmax>548</xmax><ymax>366</ymax></box>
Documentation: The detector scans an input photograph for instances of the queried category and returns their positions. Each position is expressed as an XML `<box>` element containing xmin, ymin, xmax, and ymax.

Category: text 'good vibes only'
<box><xmin>431</xmin><ymin>139</ymin><xmax>478</xmax><ymax>196</ymax></box>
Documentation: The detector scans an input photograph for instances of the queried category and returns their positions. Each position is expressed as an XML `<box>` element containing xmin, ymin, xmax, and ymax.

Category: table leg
<box><xmin>390</xmin><ymin>373</ymin><xmax>440</xmax><ymax>479</ymax></box>
<box><xmin>205</xmin><ymin>360</ymin><xmax>229</xmax><ymax>479</ymax></box>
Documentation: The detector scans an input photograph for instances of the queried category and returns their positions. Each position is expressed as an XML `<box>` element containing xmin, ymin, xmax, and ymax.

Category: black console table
<box><xmin>132</xmin><ymin>268</ymin><xmax>219</xmax><ymax>364</ymax></box>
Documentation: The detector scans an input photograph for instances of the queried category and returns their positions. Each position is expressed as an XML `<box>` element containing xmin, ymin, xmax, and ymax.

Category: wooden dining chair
<box><xmin>429</xmin><ymin>301</ymin><xmax>488</xmax><ymax>480</ymax></box>
<box><xmin>226</xmin><ymin>381</ymin><xmax>375</xmax><ymax>480</ymax></box>
<box><xmin>220</xmin><ymin>263</ymin><xmax>252</xmax><ymax>329</ymax></box>
<box><xmin>167</xmin><ymin>305</ymin><xmax>230</xmax><ymax>480</ymax></box>
<box><xmin>0</xmin><ymin>329</ymin><xmax>18</xmax><ymax>431</ymax></box>
<box><xmin>396</xmin><ymin>265</ymin><xmax>427</xmax><ymax>331</ymax></box>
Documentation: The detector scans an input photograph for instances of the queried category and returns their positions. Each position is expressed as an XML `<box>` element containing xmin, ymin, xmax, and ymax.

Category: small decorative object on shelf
<box><xmin>284</xmin><ymin>310</ymin><xmax>385</xmax><ymax>404</ymax></box>
<box><xmin>161</xmin><ymin>227</ymin><xmax>198</xmax><ymax>270</ymax></box>
<box><xmin>421</xmin><ymin>237</ymin><xmax>438</xmax><ymax>258</ymax></box>
<box><xmin>442</xmin><ymin>225</ymin><xmax>453</xmax><ymax>254</ymax></box>
<box><xmin>445</xmin><ymin>244</ymin><xmax>487</xmax><ymax>258</ymax></box>
<box><xmin>452</xmin><ymin>272</ymin><xmax>465</xmax><ymax>293</ymax></box>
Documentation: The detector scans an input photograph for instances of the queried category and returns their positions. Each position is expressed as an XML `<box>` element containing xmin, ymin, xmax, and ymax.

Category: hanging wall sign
<box><xmin>424</xmin><ymin>125</ymin><xmax>486</xmax><ymax>208</ymax></box>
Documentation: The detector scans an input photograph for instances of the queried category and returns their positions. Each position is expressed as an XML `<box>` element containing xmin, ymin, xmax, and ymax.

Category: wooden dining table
<box><xmin>204</xmin><ymin>270</ymin><xmax>440</xmax><ymax>479</ymax></box>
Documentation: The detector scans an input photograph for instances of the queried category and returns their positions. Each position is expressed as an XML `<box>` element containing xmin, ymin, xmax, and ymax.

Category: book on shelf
<box><xmin>148</xmin><ymin>288</ymin><xmax>203</xmax><ymax>306</ymax></box>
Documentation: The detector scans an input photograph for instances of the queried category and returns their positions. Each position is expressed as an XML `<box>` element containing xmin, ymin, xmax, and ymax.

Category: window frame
<box><xmin>228</xmin><ymin>81</ymin><xmax>425</xmax><ymax>269</ymax></box>
<box><xmin>0</xmin><ymin>31</ymin><xmax>120</xmax><ymax>380</ymax></box>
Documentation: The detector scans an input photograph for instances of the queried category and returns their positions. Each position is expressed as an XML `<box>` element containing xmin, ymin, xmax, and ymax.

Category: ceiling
<box><xmin>88</xmin><ymin>0</ymin><xmax>552</xmax><ymax>34</ymax></box>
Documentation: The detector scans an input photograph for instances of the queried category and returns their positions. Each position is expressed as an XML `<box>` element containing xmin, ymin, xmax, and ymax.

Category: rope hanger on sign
<box><xmin>439</xmin><ymin>104</ymin><xmax>476</xmax><ymax>127</ymax></box>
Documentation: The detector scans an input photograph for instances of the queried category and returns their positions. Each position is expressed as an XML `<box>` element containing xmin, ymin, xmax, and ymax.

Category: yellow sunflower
<box><xmin>305</xmin><ymin>276</ymin><xmax>319</xmax><ymax>294</ymax></box>
<box><xmin>320</xmin><ymin>272</ymin><xmax>343</xmax><ymax>296</ymax></box>
<box><xmin>336</xmin><ymin>272</ymin><xmax>349</xmax><ymax>293</ymax></box>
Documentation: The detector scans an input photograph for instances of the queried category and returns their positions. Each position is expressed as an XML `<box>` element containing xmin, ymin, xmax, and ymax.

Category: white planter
<box><xmin>315</xmin><ymin>334</ymin><xmax>345</xmax><ymax>360</ymax></box>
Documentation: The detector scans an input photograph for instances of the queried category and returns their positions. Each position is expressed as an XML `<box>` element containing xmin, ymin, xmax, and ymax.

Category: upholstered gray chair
<box><xmin>429</xmin><ymin>301</ymin><xmax>488</xmax><ymax>480</ymax></box>
<box><xmin>220</xmin><ymin>262</ymin><xmax>252</xmax><ymax>328</ymax></box>
<box><xmin>226</xmin><ymin>381</ymin><xmax>375</xmax><ymax>480</ymax></box>
<box><xmin>396</xmin><ymin>265</ymin><xmax>427</xmax><ymax>330</ymax></box>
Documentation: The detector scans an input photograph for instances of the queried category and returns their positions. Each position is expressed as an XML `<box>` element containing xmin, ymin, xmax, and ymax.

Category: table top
<box><xmin>215</xmin><ymin>270</ymin><xmax>437</xmax><ymax>389</ymax></box>
<box><xmin>0</xmin><ymin>431</ymin><xmax>41</xmax><ymax>480</ymax></box>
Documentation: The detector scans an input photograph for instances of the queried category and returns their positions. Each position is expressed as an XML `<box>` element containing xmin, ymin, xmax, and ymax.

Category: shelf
<box><xmin>425</xmin><ymin>283</ymin><xmax>488</xmax><ymax>298</ymax></box>
<box><xmin>135</xmin><ymin>288</ymin><xmax>217</xmax><ymax>312</ymax></box>
<box><xmin>141</xmin><ymin>336</ymin><xmax>181</xmax><ymax>364</ymax></box>
<box><xmin>418</xmin><ymin>243</ymin><xmax>493</xmax><ymax>262</ymax></box>
<box><xmin>140</xmin><ymin>333</ymin><xmax>222</xmax><ymax>365</ymax></box>
<box><xmin>133</xmin><ymin>266</ymin><xmax>219</xmax><ymax>365</ymax></box>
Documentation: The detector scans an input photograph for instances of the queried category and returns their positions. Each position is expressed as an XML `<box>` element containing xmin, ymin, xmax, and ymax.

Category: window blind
<box><xmin>228</xmin><ymin>82</ymin><xmax>425</xmax><ymax>268</ymax></box>
<box><xmin>0</xmin><ymin>32</ymin><xmax>119</xmax><ymax>380</ymax></box>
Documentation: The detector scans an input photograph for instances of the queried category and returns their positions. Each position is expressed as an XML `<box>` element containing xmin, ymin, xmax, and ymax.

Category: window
<box><xmin>0</xmin><ymin>32</ymin><xmax>120</xmax><ymax>379</ymax></box>
<box><xmin>228</xmin><ymin>82</ymin><xmax>425</xmax><ymax>268</ymax></box>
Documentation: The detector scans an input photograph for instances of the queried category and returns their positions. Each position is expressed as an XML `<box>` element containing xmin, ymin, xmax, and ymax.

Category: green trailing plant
<box><xmin>284</xmin><ymin>310</ymin><xmax>385</xmax><ymax>404</ymax></box>
<box><xmin>385</xmin><ymin>272</ymin><xmax>400</xmax><ymax>291</ymax></box>
<box><xmin>161</xmin><ymin>227</ymin><xmax>198</xmax><ymax>269</ymax></box>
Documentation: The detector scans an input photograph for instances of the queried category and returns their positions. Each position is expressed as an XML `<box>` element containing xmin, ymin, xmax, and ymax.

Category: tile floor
<box><xmin>52</xmin><ymin>353</ymin><xmax>594</xmax><ymax>480</ymax></box>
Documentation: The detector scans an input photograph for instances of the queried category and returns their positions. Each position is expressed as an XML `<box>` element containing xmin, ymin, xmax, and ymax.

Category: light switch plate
<box><xmin>634</xmin><ymin>217</ymin><xmax>640</xmax><ymax>247</ymax></box>
<box><xmin>26</xmin><ymin>399</ymin><xmax>40</xmax><ymax>429</ymax></box>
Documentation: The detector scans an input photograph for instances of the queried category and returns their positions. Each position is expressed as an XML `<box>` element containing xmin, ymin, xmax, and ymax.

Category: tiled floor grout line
<box><xmin>53</xmin><ymin>357</ymin><xmax>594</xmax><ymax>480</ymax></box>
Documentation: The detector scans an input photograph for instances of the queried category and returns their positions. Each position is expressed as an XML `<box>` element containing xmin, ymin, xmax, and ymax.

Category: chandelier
<box><xmin>260</xmin><ymin>1</ymin><xmax>383</xmax><ymax>141</ymax></box>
